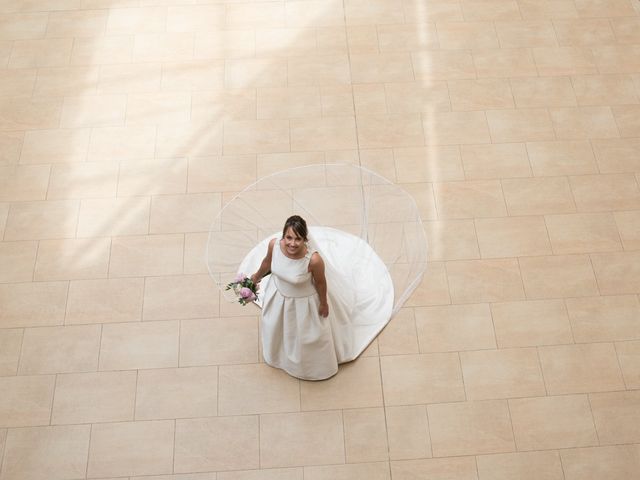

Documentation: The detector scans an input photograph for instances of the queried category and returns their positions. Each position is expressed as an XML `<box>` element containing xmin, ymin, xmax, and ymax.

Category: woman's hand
<box><xmin>250</xmin><ymin>273</ymin><xmax>259</xmax><ymax>285</ymax></box>
<box><xmin>319</xmin><ymin>302</ymin><xmax>329</xmax><ymax>317</ymax></box>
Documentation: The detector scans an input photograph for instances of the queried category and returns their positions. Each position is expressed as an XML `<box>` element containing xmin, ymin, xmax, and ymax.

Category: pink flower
<box><xmin>234</xmin><ymin>272</ymin><xmax>246</xmax><ymax>283</ymax></box>
<box><xmin>239</xmin><ymin>287</ymin><xmax>253</xmax><ymax>299</ymax></box>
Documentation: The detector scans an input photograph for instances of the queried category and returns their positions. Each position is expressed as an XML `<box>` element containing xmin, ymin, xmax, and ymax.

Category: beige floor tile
<box><xmin>254</xmin><ymin>27</ymin><xmax>316</xmax><ymax>57</ymax></box>
<box><xmin>346</xmin><ymin>25</ymin><xmax>378</xmax><ymax>53</ymax></box>
<box><xmin>509</xmin><ymin>394</ymin><xmax>597</xmax><ymax>450</ymax></box>
<box><xmin>161</xmin><ymin>60</ymin><xmax>225</xmax><ymax>92</ymax></box>
<box><xmin>0</xmin><ymin>97</ymin><xmax>62</xmax><ymax>131</ymax></box>
<box><xmin>390</xmin><ymin>457</ymin><xmax>477</xmax><ymax>480</ymax></box>
<box><xmin>434</xmin><ymin>180</ymin><xmax>506</xmax><ymax>219</ymax></box>
<box><xmin>356</xmin><ymin>149</ymin><xmax>396</xmax><ymax>180</ymax></box>
<box><xmin>463</xmin><ymin>0</ymin><xmax>521</xmax><ymax>20</ymax></box>
<box><xmin>1</xmin><ymin>425</ymin><xmax>90</xmax><ymax>480</ymax></box>
<box><xmin>260</xmin><ymin>410</ymin><xmax>344</xmax><ymax>468</ymax></box>
<box><xmin>415</xmin><ymin>304</ymin><xmax>496</xmax><ymax>353</ymax></box>
<box><xmin>502</xmin><ymin>176</ymin><xmax>576</xmax><ymax>215</ymax></box>
<box><xmin>612</xmin><ymin>105</ymin><xmax>640</xmax><ymax>138</ymax></box>
<box><xmin>193</xmin><ymin>89</ymin><xmax>257</xmax><ymax>123</ymax></box>
<box><xmin>473</xmin><ymin>48</ymin><xmax>538</xmax><ymax>78</ymax></box>
<box><xmin>88</xmin><ymin>125</ymin><xmax>157</xmax><ymax>162</ymax></box>
<box><xmin>425</xmin><ymin>111</ymin><xmax>491</xmax><ymax>146</ymax></box>
<box><xmin>448</xmin><ymin>79</ymin><xmax>514</xmax><ymax>111</ymax></box>
<box><xmin>405</xmin><ymin>261</ymin><xmax>451</xmax><ymax>306</ymax></box>
<box><xmin>21</xmin><ymin>128</ymin><xmax>90</xmax><ymax>165</ymax></box>
<box><xmin>47</xmin><ymin>163</ymin><xmax>118</xmax><ymax>200</ymax></box>
<box><xmin>8</xmin><ymin>38</ymin><xmax>73</xmax><ymax>68</ymax></box>
<box><xmin>219</xmin><ymin>468</ymin><xmax>302</xmax><ymax>480</ymax></box>
<box><xmin>257</xmin><ymin>86</ymin><xmax>321</xmax><ymax>120</ymax></box>
<box><xmin>343</xmin><ymin>407</ymin><xmax>388</xmax><ymax>462</ymax></box>
<box><xmin>225</xmin><ymin>58</ymin><xmax>287</xmax><ymax>89</ymax></box>
<box><xmin>539</xmin><ymin>342</ymin><xmax>625</xmax><ymax>394</ymax></box>
<box><xmin>157</xmin><ymin>123</ymin><xmax>222</xmax><ymax>159</ymax></box>
<box><xmin>401</xmin><ymin>183</ymin><xmax>438</xmax><ymax>222</ymax></box>
<box><xmin>491</xmin><ymin>299</ymin><xmax>574</xmax><ymax>348</ymax></box>
<box><xmin>611</xmin><ymin>17</ymin><xmax>640</xmax><ymax>44</ymax></box>
<box><xmin>412</xmin><ymin>50</ymin><xmax>476</xmax><ymax>81</ymax></box>
<box><xmin>533</xmin><ymin>46</ymin><xmax>597</xmax><ymax>76</ymax></box>
<box><xmin>305</xmin><ymin>462</ymin><xmax>389</xmax><ymax>480</ymax></box>
<box><xmin>378</xmin><ymin>308</ymin><xmax>419</xmax><ymax>355</ymax></box>
<box><xmin>593</xmin><ymin>137</ymin><xmax>640</xmax><ymax>172</ymax></box>
<box><xmin>52</xmin><ymin>370</ymin><xmax>136</xmax><ymax>425</ymax></box>
<box><xmin>33</xmin><ymin>66</ymin><xmax>99</xmax><ymax>97</ymax></box>
<box><xmin>106</xmin><ymin>6</ymin><xmax>167</xmax><ymax>35</ymax></box>
<box><xmin>616</xmin><ymin>340</ymin><xmax>640</xmax><ymax>389</ymax></box>
<box><xmin>70</xmin><ymin>36</ymin><xmax>134</xmax><ymax>66</ymax></box>
<box><xmin>561</xmin><ymin>445</ymin><xmax>640</xmax><ymax>480</ymax></box>
<box><xmin>88</xmin><ymin>420</ymin><xmax>174</xmax><ymax>478</ymax></box>
<box><xmin>405</xmin><ymin>0</ymin><xmax>465</xmax><ymax>22</ymax></box>
<box><xmin>97</xmin><ymin>63</ymin><xmax>162</xmax><ymax>95</ymax></box>
<box><xmin>99</xmin><ymin>320</ymin><xmax>179</xmax><ymax>371</ymax></box>
<box><xmin>510</xmin><ymin>76</ymin><xmax>577</xmax><ymax>108</ymax></box>
<box><xmin>428</xmin><ymin>400</ymin><xmax>515</xmax><ymax>456</ymax></box>
<box><xmin>572</xmin><ymin>75</ymin><xmax>638</xmax><ymax>106</ymax></box>
<box><xmin>386</xmin><ymin>81</ymin><xmax>451</xmax><ymax>114</ymax></box>
<box><xmin>591</xmin><ymin>251</ymin><xmax>640</xmax><ymax>295</ymax></box>
<box><xmin>109</xmin><ymin>234</ymin><xmax>183</xmax><ymax>277</ymax></box>
<box><xmin>553</xmin><ymin>19</ymin><xmax>616</xmax><ymax>46</ymax></box>
<box><xmin>346</xmin><ymin>0</ymin><xmax>405</xmax><ymax>25</ymax></box>
<box><xmin>257</xmin><ymin>151</ymin><xmax>326</xmax><ymax>178</ymax></box>
<box><xmin>301</xmin><ymin>356</ymin><xmax>382</xmax><ymax>409</ymax></box>
<box><xmin>4</xmin><ymin>200</ymin><xmax>79</xmax><ymax>241</ymax></box>
<box><xmin>570</xmin><ymin>174</ymin><xmax>640</xmax><ymax>212</ymax></box>
<box><xmin>46</xmin><ymin>9</ymin><xmax>107</xmax><ymax>37</ymax></box>
<box><xmin>218</xmin><ymin>363</ymin><xmax>298</xmax><ymax>415</ymax></box>
<box><xmin>518</xmin><ymin>0</ymin><xmax>579</xmax><ymax>19</ymax></box>
<box><xmin>126</xmin><ymin>92</ymin><xmax>191</xmax><ymax>126</ymax></box>
<box><xmin>19</xmin><ymin>324</ymin><xmax>100</xmax><ymax>375</ymax></box>
<box><xmin>461</xmin><ymin>143</ymin><xmax>531</xmax><ymax>180</ymax></box>
<box><xmin>385</xmin><ymin>405</ymin><xmax>430</xmax><ymax>460</ymax></box>
<box><xmin>180</xmin><ymin>317</ymin><xmax>259</xmax><ymax>366</ymax></box>
<box><xmin>0</xmin><ymin>241</ymin><xmax>38</xmax><ymax>283</ymax></box>
<box><xmin>0</xmin><ymin>281</ymin><xmax>66</xmax><ymax>328</ymax></box>
<box><xmin>133</xmin><ymin>33</ymin><xmax>194</xmax><ymax>63</ymax></box>
<box><xmin>446</xmin><ymin>259</ymin><xmax>525</xmax><ymax>304</ymax></box>
<box><xmin>0</xmin><ymin>165</ymin><xmax>50</xmax><ymax>202</ymax></box>
<box><xmin>195</xmin><ymin>30</ymin><xmax>255</xmax><ymax>60</ymax></box>
<box><xmin>288</xmin><ymin>55</ymin><xmax>352</xmax><ymax>86</ymax></box>
<box><xmin>0</xmin><ymin>375</ymin><xmax>54</xmax><ymax>427</ymax></box>
<box><xmin>167</xmin><ymin>4</ymin><xmax>225</xmax><ymax>32</ymax></box>
<box><xmin>353</xmin><ymin>84</ymin><xmax>387</xmax><ymax>115</ymax></box>
<box><xmin>380</xmin><ymin>353</ymin><xmax>464</xmax><ymax>405</ymax></box>
<box><xmin>223</xmin><ymin>119</ymin><xmax>289</xmax><ymax>155</ymax></box>
<box><xmin>487</xmin><ymin>108</ymin><xmax>555</xmax><ymax>143</ymax></box>
<box><xmin>526</xmin><ymin>140</ymin><xmax>597</xmax><ymax>176</ymax></box>
<box><xmin>425</xmin><ymin>219</ymin><xmax>480</xmax><ymax>261</ymax></box>
<box><xmin>615</xmin><ymin>210</ymin><xmax>640</xmax><ymax>250</ymax></box>
<box><xmin>0</xmin><ymin>131</ymin><xmax>23</xmax><ymax>167</ymax></box>
<box><xmin>188</xmin><ymin>155</ymin><xmax>255</xmax><ymax>193</ymax></box>
<box><xmin>495</xmin><ymin>20</ymin><xmax>558</xmax><ymax>47</ymax></box>
<box><xmin>358</xmin><ymin>114</ymin><xmax>425</xmax><ymax>148</ymax></box>
<box><xmin>590</xmin><ymin>390</ymin><xmax>640</xmax><ymax>444</ymax></box>
<box><xmin>66</xmin><ymin>278</ymin><xmax>143</xmax><ymax>325</ymax></box>
<box><xmin>519</xmin><ymin>254</ymin><xmax>598</xmax><ymax>299</ymax></box>
<box><xmin>394</xmin><ymin>146</ymin><xmax>464</xmax><ymax>183</ymax></box>
<box><xmin>377</xmin><ymin>23</ymin><xmax>438</xmax><ymax>52</ymax></box>
<box><xmin>143</xmin><ymin>274</ymin><xmax>218</xmax><ymax>321</ymax></box>
<box><xmin>35</xmin><ymin>237</ymin><xmax>110</xmax><ymax>282</ymax></box>
<box><xmin>135</xmin><ymin>366</ymin><xmax>218</xmax><ymax>420</ymax></box>
<box><xmin>574</xmin><ymin>0</ymin><xmax>637</xmax><ymax>17</ymax></box>
<box><xmin>545</xmin><ymin>212</ymin><xmax>622</xmax><ymax>254</ymax></box>
<box><xmin>549</xmin><ymin>107</ymin><xmax>619</xmax><ymax>140</ymax></box>
<box><xmin>175</xmin><ymin>416</ymin><xmax>259</xmax><ymax>473</ymax></box>
<box><xmin>291</xmin><ymin>117</ymin><xmax>357</xmax><ymax>151</ymax></box>
<box><xmin>0</xmin><ymin>328</ymin><xmax>22</xmax><ymax>376</ymax></box>
<box><xmin>321</xmin><ymin>85</ymin><xmax>354</xmax><ymax>116</ymax></box>
<box><xmin>461</xmin><ymin>348</ymin><xmax>546</xmax><ymax>400</ymax></box>
<box><xmin>77</xmin><ymin>196</ymin><xmax>150</xmax><ymax>238</ymax></box>
<box><xmin>476</xmin><ymin>216</ymin><xmax>551</xmax><ymax>258</ymax></box>
<box><xmin>476</xmin><ymin>451</ymin><xmax>564</xmax><ymax>480</ymax></box>
<box><xmin>150</xmin><ymin>193</ymin><xmax>220</xmax><ymax>235</ymax></box>
<box><xmin>229</xmin><ymin>1</ymin><xmax>286</xmax><ymax>28</ymax></box>
<box><xmin>593</xmin><ymin>45</ymin><xmax>640</xmax><ymax>74</ymax></box>
<box><xmin>61</xmin><ymin>95</ymin><xmax>127</xmax><ymax>129</ymax></box>
<box><xmin>437</xmin><ymin>21</ymin><xmax>499</xmax><ymax>50</ymax></box>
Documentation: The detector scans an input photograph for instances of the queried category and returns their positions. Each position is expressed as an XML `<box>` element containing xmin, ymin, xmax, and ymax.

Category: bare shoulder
<box><xmin>309</xmin><ymin>251</ymin><xmax>323</xmax><ymax>267</ymax></box>
<box><xmin>268</xmin><ymin>237</ymin><xmax>277</xmax><ymax>250</ymax></box>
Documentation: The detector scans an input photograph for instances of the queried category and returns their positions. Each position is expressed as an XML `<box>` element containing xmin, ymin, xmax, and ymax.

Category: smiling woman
<box><xmin>207</xmin><ymin>164</ymin><xmax>428</xmax><ymax>380</ymax></box>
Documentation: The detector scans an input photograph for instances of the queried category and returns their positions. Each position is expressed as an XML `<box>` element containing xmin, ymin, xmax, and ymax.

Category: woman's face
<box><xmin>283</xmin><ymin>227</ymin><xmax>304</xmax><ymax>256</ymax></box>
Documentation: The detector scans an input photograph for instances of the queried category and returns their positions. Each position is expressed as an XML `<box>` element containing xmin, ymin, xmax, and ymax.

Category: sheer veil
<box><xmin>207</xmin><ymin>164</ymin><xmax>427</xmax><ymax>325</ymax></box>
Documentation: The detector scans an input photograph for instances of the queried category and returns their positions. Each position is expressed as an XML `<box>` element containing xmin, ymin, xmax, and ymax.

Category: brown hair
<box><xmin>282</xmin><ymin>215</ymin><xmax>308</xmax><ymax>241</ymax></box>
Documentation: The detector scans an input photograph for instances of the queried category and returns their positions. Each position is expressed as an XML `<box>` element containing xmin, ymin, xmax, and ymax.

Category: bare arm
<box><xmin>251</xmin><ymin>238</ymin><xmax>275</xmax><ymax>284</ymax></box>
<box><xmin>309</xmin><ymin>252</ymin><xmax>328</xmax><ymax>317</ymax></box>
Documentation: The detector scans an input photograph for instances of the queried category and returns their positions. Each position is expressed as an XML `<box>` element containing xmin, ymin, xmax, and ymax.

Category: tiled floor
<box><xmin>1</xmin><ymin>0</ymin><xmax>640</xmax><ymax>479</ymax></box>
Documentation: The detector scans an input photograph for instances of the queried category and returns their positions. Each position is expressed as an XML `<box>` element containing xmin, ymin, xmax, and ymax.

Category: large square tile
<box><xmin>0</xmin><ymin>375</ymin><xmax>54</xmax><ymax>428</ymax></box>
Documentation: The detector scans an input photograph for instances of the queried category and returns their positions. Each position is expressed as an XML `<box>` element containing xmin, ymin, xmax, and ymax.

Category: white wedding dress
<box><xmin>239</xmin><ymin>226</ymin><xmax>394</xmax><ymax>380</ymax></box>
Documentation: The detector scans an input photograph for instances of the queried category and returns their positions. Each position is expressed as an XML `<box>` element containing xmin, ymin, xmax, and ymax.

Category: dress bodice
<box><xmin>271</xmin><ymin>240</ymin><xmax>317</xmax><ymax>298</ymax></box>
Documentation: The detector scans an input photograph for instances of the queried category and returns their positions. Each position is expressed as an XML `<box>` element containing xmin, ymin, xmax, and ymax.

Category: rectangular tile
<box><xmin>4</xmin><ymin>200</ymin><xmax>79</xmax><ymax>241</ymax></box>
<box><xmin>0</xmin><ymin>281</ymin><xmax>67</xmax><ymax>327</ymax></box>
<box><xmin>0</xmin><ymin>241</ymin><xmax>38</xmax><ymax>283</ymax></box>
<box><xmin>394</xmin><ymin>146</ymin><xmax>464</xmax><ymax>183</ymax></box>
<box><xmin>357</xmin><ymin>114</ymin><xmax>425</xmax><ymax>148</ymax></box>
<box><xmin>412</xmin><ymin>50</ymin><xmax>476</xmax><ymax>81</ymax></box>
<box><xmin>495</xmin><ymin>20</ymin><xmax>558</xmax><ymax>47</ymax></box>
<box><xmin>0</xmin><ymin>375</ymin><xmax>55</xmax><ymax>428</ymax></box>
<box><xmin>486</xmin><ymin>108</ymin><xmax>555</xmax><ymax>143</ymax></box>
<box><xmin>0</xmin><ymin>329</ymin><xmax>22</xmax><ymax>376</ymax></box>
<box><xmin>545</xmin><ymin>212</ymin><xmax>622</xmax><ymax>254</ymax></box>
<box><xmin>434</xmin><ymin>180</ymin><xmax>506</xmax><ymax>219</ymax></box>
<box><xmin>519</xmin><ymin>254</ymin><xmax>598</xmax><ymax>299</ymax></box>
<box><xmin>378</xmin><ymin>308</ymin><xmax>419</xmax><ymax>355</ymax></box>
<box><xmin>461</xmin><ymin>143</ymin><xmax>531</xmax><ymax>180</ymax></box>
<box><xmin>47</xmin><ymin>162</ymin><xmax>119</xmax><ymax>200</ymax></box>
<box><xmin>21</xmin><ymin>128</ymin><xmax>90</xmax><ymax>164</ymax></box>
<box><xmin>109</xmin><ymin>234</ymin><xmax>184</xmax><ymax>277</ymax></box>
<box><xmin>477</xmin><ymin>451</ymin><xmax>564</xmax><ymax>480</ymax></box>
<box><xmin>391</xmin><ymin>458</ymin><xmax>477</xmax><ymax>480</ymax></box>
<box><xmin>615</xmin><ymin>210</ymin><xmax>640</xmax><ymax>251</ymax></box>
<box><xmin>424</xmin><ymin>111</ymin><xmax>491</xmax><ymax>145</ymax></box>
<box><xmin>34</xmin><ymin>237</ymin><xmax>111</xmax><ymax>281</ymax></box>
<box><xmin>502</xmin><ymin>176</ymin><xmax>576</xmax><ymax>216</ymax></box>
<box><xmin>290</xmin><ymin>117</ymin><xmax>357</xmax><ymax>151</ymax></box>
<box><xmin>533</xmin><ymin>46</ymin><xmax>597</xmax><ymax>75</ymax></box>
<box><xmin>510</xmin><ymin>77</ymin><xmax>577</xmax><ymax>108</ymax></box>
<box><xmin>0</xmin><ymin>165</ymin><xmax>50</xmax><ymax>202</ymax></box>
<box><xmin>616</xmin><ymin>340</ymin><xmax>640</xmax><ymax>389</ymax></box>
<box><xmin>385</xmin><ymin>405</ymin><xmax>431</xmax><ymax>460</ymax></box>
<box><xmin>590</xmin><ymin>390</ymin><xmax>640</xmax><ymax>445</ymax></box>
<box><xmin>223</xmin><ymin>119</ymin><xmax>290</xmax><ymax>155</ymax></box>
<box><xmin>475</xmin><ymin>216</ymin><xmax>551</xmax><ymax>258</ymax></box>
<box><xmin>343</xmin><ymin>407</ymin><xmax>388</xmax><ymax>463</ymax></box>
<box><xmin>473</xmin><ymin>48</ymin><xmax>538</xmax><ymax>78</ymax></box>
<box><xmin>561</xmin><ymin>445</ymin><xmax>640</xmax><ymax>480</ymax></box>
<box><xmin>526</xmin><ymin>140</ymin><xmax>598</xmax><ymax>176</ymax></box>
<box><xmin>424</xmin><ymin>219</ymin><xmax>480</xmax><ymax>261</ymax></box>
<box><xmin>569</xmin><ymin>174</ymin><xmax>640</xmax><ymax>212</ymax></box>
<box><xmin>437</xmin><ymin>21</ymin><xmax>499</xmax><ymax>49</ymax></box>
<box><xmin>590</xmin><ymin>251</ymin><xmax>640</xmax><ymax>295</ymax></box>
<box><xmin>66</xmin><ymin>278</ymin><xmax>143</xmax><ymax>325</ymax></box>
<box><xmin>449</xmin><ymin>79</ymin><xmax>514</xmax><ymax>111</ymax></box>
<box><xmin>305</xmin><ymin>462</ymin><xmax>389</xmax><ymax>480</ymax></box>
<box><xmin>571</xmin><ymin>74</ymin><xmax>638</xmax><ymax>106</ymax></box>
<box><xmin>446</xmin><ymin>259</ymin><xmax>525</xmax><ymax>304</ymax></box>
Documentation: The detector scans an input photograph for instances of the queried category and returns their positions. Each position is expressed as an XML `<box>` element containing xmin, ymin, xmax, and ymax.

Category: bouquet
<box><xmin>226</xmin><ymin>273</ymin><xmax>258</xmax><ymax>305</ymax></box>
